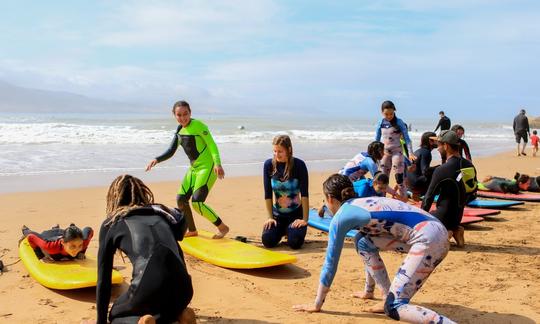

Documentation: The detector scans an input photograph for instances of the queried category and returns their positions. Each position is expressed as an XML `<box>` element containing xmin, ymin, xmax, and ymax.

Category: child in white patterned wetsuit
<box><xmin>375</xmin><ymin>100</ymin><xmax>415</xmax><ymax>200</ymax></box>
<box><xmin>294</xmin><ymin>174</ymin><xmax>455</xmax><ymax>324</ymax></box>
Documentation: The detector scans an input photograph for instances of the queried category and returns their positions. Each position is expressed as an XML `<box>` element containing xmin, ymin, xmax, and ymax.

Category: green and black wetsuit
<box><xmin>156</xmin><ymin>119</ymin><xmax>223</xmax><ymax>231</ymax></box>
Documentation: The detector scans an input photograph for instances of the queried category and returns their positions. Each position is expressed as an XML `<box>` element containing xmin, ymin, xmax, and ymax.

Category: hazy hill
<box><xmin>0</xmin><ymin>80</ymin><xmax>148</xmax><ymax>114</ymax></box>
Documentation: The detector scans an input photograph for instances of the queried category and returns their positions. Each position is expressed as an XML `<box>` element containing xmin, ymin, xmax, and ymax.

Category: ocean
<box><xmin>0</xmin><ymin>112</ymin><xmax>517</xmax><ymax>193</ymax></box>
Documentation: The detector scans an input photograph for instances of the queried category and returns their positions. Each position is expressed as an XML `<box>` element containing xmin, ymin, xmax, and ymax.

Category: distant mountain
<box><xmin>0</xmin><ymin>80</ymin><xmax>151</xmax><ymax>114</ymax></box>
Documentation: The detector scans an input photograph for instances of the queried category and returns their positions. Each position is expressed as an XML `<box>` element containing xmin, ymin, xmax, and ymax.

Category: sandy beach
<box><xmin>1</xmin><ymin>150</ymin><xmax>540</xmax><ymax>324</ymax></box>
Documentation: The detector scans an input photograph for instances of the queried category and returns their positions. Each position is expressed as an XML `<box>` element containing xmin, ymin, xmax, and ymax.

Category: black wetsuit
<box><xmin>458</xmin><ymin>139</ymin><xmax>472</xmax><ymax>161</ymax></box>
<box><xmin>421</xmin><ymin>156</ymin><xmax>476</xmax><ymax>231</ymax></box>
<box><xmin>434</xmin><ymin>116</ymin><xmax>451</xmax><ymax>132</ymax></box>
<box><xmin>407</xmin><ymin>146</ymin><xmax>433</xmax><ymax>195</ymax></box>
<box><xmin>513</xmin><ymin>113</ymin><xmax>530</xmax><ymax>143</ymax></box>
<box><xmin>97</xmin><ymin>206</ymin><xmax>192</xmax><ymax>324</ymax></box>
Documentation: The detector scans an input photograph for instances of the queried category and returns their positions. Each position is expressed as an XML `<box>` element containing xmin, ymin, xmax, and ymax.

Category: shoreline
<box><xmin>1</xmin><ymin>149</ymin><xmax>539</xmax><ymax>323</ymax></box>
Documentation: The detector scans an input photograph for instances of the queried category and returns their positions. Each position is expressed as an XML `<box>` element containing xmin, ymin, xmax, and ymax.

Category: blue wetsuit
<box><xmin>375</xmin><ymin>118</ymin><xmax>412</xmax><ymax>199</ymax></box>
<box><xmin>318</xmin><ymin>197</ymin><xmax>454</xmax><ymax>323</ymax></box>
<box><xmin>352</xmin><ymin>179</ymin><xmax>384</xmax><ymax>198</ymax></box>
<box><xmin>339</xmin><ymin>152</ymin><xmax>379</xmax><ymax>181</ymax></box>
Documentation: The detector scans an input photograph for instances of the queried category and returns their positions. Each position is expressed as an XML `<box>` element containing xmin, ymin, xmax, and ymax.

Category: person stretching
<box><xmin>294</xmin><ymin>174</ymin><xmax>455</xmax><ymax>324</ymax></box>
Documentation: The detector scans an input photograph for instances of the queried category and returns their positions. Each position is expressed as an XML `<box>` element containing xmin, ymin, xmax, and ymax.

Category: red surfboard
<box><xmin>476</xmin><ymin>190</ymin><xmax>540</xmax><ymax>202</ymax></box>
<box><xmin>411</xmin><ymin>202</ymin><xmax>500</xmax><ymax>217</ymax></box>
<box><xmin>461</xmin><ymin>216</ymin><xmax>484</xmax><ymax>225</ymax></box>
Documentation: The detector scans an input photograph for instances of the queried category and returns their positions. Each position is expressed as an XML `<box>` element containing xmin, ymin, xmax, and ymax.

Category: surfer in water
<box><xmin>262</xmin><ymin>135</ymin><xmax>309</xmax><ymax>249</ymax></box>
<box><xmin>146</xmin><ymin>100</ymin><xmax>229</xmax><ymax>239</ymax></box>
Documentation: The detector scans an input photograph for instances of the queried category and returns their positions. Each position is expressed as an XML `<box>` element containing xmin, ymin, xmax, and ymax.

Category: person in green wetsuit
<box><xmin>146</xmin><ymin>100</ymin><xmax>230</xmax><ymax>239</ymax></box>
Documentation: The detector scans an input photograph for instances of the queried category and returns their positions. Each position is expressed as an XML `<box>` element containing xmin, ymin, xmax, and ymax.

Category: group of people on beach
<box><xmin>20</xmin><ymin>100</ymin><xmax>533</xmax><ymax>324</ymax></box>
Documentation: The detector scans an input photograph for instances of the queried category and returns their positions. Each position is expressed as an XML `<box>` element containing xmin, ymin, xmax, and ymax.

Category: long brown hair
<box><xmin>272</xmin><ymin>135</ymin><xmax>294</xmax><ymax>181</ymax></box>
<box><xmin>105</xmin><ymin>174</ymin><xmax>154</xmax><ymax>226</ymax></box>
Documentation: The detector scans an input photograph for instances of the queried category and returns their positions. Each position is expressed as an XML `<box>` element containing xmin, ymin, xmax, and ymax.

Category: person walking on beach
<box><xmin>513</xmin><ymin>109</ymin><xmax>530</xmax><ymax>156</ymax></box>
<box><xmin>146</xmin><ymin>100</ymin><xmax>229</xmax><ymax>239</ymax></box>
<box><xmin>96</xmin><ymin>175</ymin><xmax>195</xmax><ymax>324</ymax></box>
<box><xmin>294</xmin><ymin>174</ymin><xmax>455</xmax><ymax>324</ymax></box>
<box><xmin>262</xmin><ymin>135</ymin><xmax>309</xmax><ymax>249</ymax></box>
<box><xmin>422</xmin><ymin>130</ymin><xmax>477</xmax><ymax>248</ymax></box>
<box><xmin>375</xmin><ymin>100</ymin><xmax>415</xmax><ymax>200</ymax></box>
<box><xmin>434</xmin><ymin>111</ymin><xmax>451</xmax><ymax>132</ymax></box>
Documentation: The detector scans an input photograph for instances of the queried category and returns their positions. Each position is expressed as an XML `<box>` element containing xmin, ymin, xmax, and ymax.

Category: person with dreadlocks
<box><xmin>262</xmin><ymin>135</ymin><xmax>309</xmax><ymax>249</ymax></box>
<box><xmin>375</xmin><ymin>100</ymin><xmax>415</xmax><ymax>200</ymax></box>
<box><xmin>20</xmin><ymin>224</ymin><xmax>93</xmax><ymax>261</ymax></box>
<box><xmin>95</xmin><ymin>175</ymin><xmax>195</xmax><ymax>324</ymax></box>
<box><xmin>146</xmin><ymin>100</ymin><xmax>229</xmax><ymax>239</ymax></box>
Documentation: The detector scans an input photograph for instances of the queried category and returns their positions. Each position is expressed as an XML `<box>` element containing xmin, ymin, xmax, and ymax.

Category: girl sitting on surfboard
<box><xmin>95</xmin><ymin>175</ymin><xmax>195</xmax><ymax>324</ymax></box>
<box><xmin>295</xmin><ymin>174</ymin><xmax>455</xmax><ymax>324</ymax></box>
<box><xmin>262</xmin><ymin>135</ymin><xmax>309</xmax><ymax>250</ymax></box>
<box><xmin>21</xmin><ymin>224</ymin><xmax>93</xmax><ymax>261</ymax></box>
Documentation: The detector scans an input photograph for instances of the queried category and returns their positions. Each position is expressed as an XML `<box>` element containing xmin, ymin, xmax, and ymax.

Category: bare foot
<box><xmin>138</xmin><ymin>315</ymin><xmax>156</xmax><ymax>324</ymax></box>
<box><xmin>178</xmin><ymin>307</ymin><xmax>196</xmax><ymax>324</ymax></box>
<box><xmin>453</xmin><ymin>226</ymin><xmax>465</xmax><ymax>248</ymax></box>
<box><xmin>213</xmin><ymin>223</ymin><xmax>229</xmax><ymax>239</ymax></box>
<box><xmin>351</xmin><ymin>291</ymin><xmax>375</xmax><ymax>299</ymax></box>
<box><xmin>184</xmin><ymin>231</ymin><xmax>198</xmax><ymax>237</ymax></box>
<box><xmin>367</xmin><ymin>300</ymin><xmax>385</xmax><ymax>313</ymax></box>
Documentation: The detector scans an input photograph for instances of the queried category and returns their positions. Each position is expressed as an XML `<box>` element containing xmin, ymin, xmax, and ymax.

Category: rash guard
<box><xmin>339</xmin><ymin>152</ymin><xmax>378</xmax><ymax>181</ymax></box>
<box><xmin>156</xmin><ymin>119</ymin><xmax>221</xmax><ymax>167</ymax></box>
<box><xmin>375</xmin><ymin>117</ymin><xmax>413</xmax><ymax>155</ymax></box>
<box><xmin>263</xmin><ymin>157</ymin><xmax>309</xmax><ymax>214</ymax></box>
<box><xmin>27</xmin><ymin>228</ymin><xmax>93</xmax><ymax>260</ymax></box>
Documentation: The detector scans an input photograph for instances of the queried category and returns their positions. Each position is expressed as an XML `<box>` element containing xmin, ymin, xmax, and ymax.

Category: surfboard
<box><xmin>411</xmin><ymin>202</ymin><xmax>500</xmax><ymax>217</ymax></box>
<box><xmin>309</xmin><ymin>207</ymin><xmax>479</xmax><ymax>236</ymax></box>
<box><xmin>460</xmin><ymin>215</ymin><xmax>484</xmax><ymax>225</ymax></box>
<box><xmin>19</xmin><ymin>238</ymin><xmax>123</xmax><ymax>290</ymax></box>
<box><xmin>476</xmin><ymin>183</ymin><xmax>540</xmax><ymax>201</ymax></box>
<box><xmin>308</xmin><ymin>209</ymin><xmax>357</xmax><ymax>238</ymax></box>
<box><xmin>179</xmin><ymin>230</ymin><xmax>297</xmax><ymax>269</ymax></box>
<box><xmin>466</xmin><ymin>199</ymin><xmax>524</xmax><ymax>208</ymax></box>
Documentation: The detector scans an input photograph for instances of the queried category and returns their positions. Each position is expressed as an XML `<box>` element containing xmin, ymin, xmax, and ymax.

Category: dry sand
<box><xmin>0</xmin><ymin>151</ymin><xmax>539</xmax><ymax>323</ymax></box>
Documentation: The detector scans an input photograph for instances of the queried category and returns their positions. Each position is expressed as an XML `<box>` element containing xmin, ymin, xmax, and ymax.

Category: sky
<box><xmin>0</xmin><ymin>0</ymin><xmax>539</xmax><ymax>120</ymax></box>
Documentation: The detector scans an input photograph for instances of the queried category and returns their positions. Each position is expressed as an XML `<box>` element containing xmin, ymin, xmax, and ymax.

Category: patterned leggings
<box><xmin>380</xmin><ymin>146</ymin><xmax>406</xmax><ymax>199</ymax></box>
<box><xmin>356</xmin><ymin>221</ymin><xmax>455</xmax><ymax>324</ymax></box>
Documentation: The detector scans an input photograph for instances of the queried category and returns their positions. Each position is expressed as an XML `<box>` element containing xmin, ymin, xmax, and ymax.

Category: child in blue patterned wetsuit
<box><xmin>295</xmin><ymin>174</ymin><xmax>455</xmax><ymax>324</ymax></box>
<box><xmin>375</xmin><ymin>101</ymin><xmax>415</xmax><ymax>200</ymax></box>
<box><xmin>262</xmin><ymin>135</ymin><xmax>309</xmax><ymax>249</ymax></box>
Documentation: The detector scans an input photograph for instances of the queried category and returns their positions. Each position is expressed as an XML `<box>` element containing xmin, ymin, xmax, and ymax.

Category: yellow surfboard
<box><xmin>179</xmin><ymin>230</ymin><xmax>297</xmax><ymax>269</ymax></box>
<box><xmin>19</xmin><ymin>237</ymin><xmax>123</xmax><ymax>290</ymax></box>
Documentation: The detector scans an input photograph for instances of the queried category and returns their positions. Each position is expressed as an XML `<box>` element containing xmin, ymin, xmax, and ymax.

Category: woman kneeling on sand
<box><xmin>294</xmin><ymin>174</ymin><xmax>455</xmax><ymax>324</ymax></box>
<box><xmin>85</xmin><ymin>175</ymin><xmax>195</xmax><ymax>324</ymax></box>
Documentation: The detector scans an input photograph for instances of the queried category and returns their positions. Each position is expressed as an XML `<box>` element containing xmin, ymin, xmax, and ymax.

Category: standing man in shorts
<box><xmin>513</xmin><ymin>109</ymin><xmax>530</xmax><ymax>156</ymax></box>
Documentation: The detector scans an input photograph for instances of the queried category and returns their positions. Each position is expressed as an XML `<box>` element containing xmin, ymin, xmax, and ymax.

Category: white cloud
<box><xmin>96</xmin><ymin>0</ymin><xmax>281</xmax><ymax>48</ymax></box>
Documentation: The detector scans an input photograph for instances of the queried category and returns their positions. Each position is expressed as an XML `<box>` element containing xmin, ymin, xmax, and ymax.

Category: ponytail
<box><xmin>323</xmin><ymin>174</ymin><xmax>356</xmax><ymax>203</ymax></box>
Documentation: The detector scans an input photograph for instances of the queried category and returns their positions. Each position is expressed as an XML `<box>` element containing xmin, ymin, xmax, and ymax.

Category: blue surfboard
<box><xmin>308</xmin><ymin>209</ymin><xmax>357</xmax><ymax>238</ymax></box>
<box><xmin>467</xmin><ymin>199</ymin><xmax>524</xmax><ymax>208</ymax></box>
